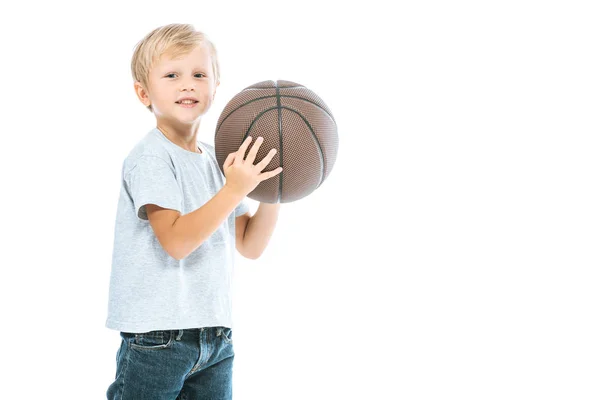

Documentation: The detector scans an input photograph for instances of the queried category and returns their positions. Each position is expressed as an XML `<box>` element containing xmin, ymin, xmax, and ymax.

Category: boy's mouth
<box><xmin>176</xmin><ymin>100</ymin><xmax>199</xmax><ymax>108</ymax></box>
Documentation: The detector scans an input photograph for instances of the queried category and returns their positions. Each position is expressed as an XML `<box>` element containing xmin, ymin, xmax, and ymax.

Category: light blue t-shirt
<box><xmin>105</xmin><ymin>127</ymin><xmax>250</xmax><ymax>333</ymax></box>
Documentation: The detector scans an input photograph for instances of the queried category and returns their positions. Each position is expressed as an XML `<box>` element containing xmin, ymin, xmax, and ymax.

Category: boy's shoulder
<box><xmin>122</xmin><ymin>129</ymin><xmax>172</xmax><ymax>174</ymax></box>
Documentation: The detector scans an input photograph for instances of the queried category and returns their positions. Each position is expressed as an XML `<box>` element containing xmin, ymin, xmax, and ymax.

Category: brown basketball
<box><xmin>214</xmin><ymin>80</ymin><xmax>338</xmax><ymax>204</ymax></box>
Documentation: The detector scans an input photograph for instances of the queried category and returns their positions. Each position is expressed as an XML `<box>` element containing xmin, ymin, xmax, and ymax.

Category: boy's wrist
<box><xmin>222</xmin><ymin>183</ymin><xmax>247</xmax><ymax>202</ymax></box>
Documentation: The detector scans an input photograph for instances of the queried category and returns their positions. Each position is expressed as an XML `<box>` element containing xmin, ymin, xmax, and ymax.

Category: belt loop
<box><xmin>176</xmin><ymin>329</ymin><xmax>183</xmax><ymax>340</ymax></box>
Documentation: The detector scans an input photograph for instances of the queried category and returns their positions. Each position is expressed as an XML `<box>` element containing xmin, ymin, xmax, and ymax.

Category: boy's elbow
<box><xmin>245</xmin><ymin>249</ymin><xmax>262</xmax><ymax>260</ymax></box>
<box><xmin>166</xmin><ymin>247</ymin><xmax>185</xmax><ymax>261</ymax></box>
<box><xmin>170</xmin><ymin>245</ymin><xmax>198</xmax><ymax>261</ymax></box>
<box><xmin>237</xmin><ymin>240</ymin><xmax>261</xmax><ymax>260</ymax></box>
<box><xmin>166</xmin><ymin>239</ymin><xmax>208</xmax><ymax>261</ymax></box>
<box><xmin>164</xmin><ymin>240</ymin><xmax>191</xmax><ymax>261</ymax></box>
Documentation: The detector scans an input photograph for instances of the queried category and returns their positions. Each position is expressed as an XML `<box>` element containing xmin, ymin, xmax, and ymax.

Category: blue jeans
<box><xmin>107</xmin><ymin>326</ymin><xmax>234</xmax><ymax>400</ymax></box>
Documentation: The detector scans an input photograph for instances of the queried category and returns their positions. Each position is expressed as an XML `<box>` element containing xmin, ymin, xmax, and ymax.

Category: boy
<box><xmin>106</xmin><ymin>23</ymin><xmax>283</xmax><ymax>400</ymax></box>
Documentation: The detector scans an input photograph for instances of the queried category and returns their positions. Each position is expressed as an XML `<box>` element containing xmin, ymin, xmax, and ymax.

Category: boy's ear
<box><xmin>213</xmin><ymin>81</ymin><xmax>220</xmax><ymax>100</ymax></box>
<box><xmin>134</xmin><ymin>81</ymin><xmax>151</xmax><ymax>107</ymax></box>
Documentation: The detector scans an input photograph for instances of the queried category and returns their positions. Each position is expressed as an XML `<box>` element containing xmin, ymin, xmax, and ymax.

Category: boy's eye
<box><xmin>165</xmin><ymin>73</ymin><xmax>205</xmax><ymax>78</ymax></box>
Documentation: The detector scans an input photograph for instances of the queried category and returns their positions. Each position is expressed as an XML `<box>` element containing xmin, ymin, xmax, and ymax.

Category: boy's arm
<box><xmin>235</xmin><ymin>212</ymin><xmax>252</xmax><ymax>258</ymax></box>
<box><xmin>146</xmin><ymin>136</ymin><xmax>281</xmax><ymax>260</ymax></box>
<box><xmin>146</xmin><ymin>184</ymin><xmax>245</xmax><ymax>260</ymax></box>
<box><xmin>239</xmin><ymin>203</ymin><xmax>280</xmax><ymax>259</ymax></box>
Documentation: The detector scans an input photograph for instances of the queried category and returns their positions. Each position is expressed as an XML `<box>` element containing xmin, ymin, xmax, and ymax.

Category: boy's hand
<box><xmin>223</xmin><ymin>136</ymin><xmax>283</xmax><ymax>197</ymax></box>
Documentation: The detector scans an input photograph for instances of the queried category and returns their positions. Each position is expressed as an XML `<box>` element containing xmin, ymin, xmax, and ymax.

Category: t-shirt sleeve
<box><xmin>234</xmin><ymin>198</ymin><xmax>250</xmax><ymax>217</ymax></box>
<box><xmin>125</xmin><ymin>155</ymin><xmax>183</xmax><ymax>221</ymax></box>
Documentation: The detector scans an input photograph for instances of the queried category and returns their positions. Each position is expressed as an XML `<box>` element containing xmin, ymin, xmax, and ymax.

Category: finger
<box><xmin>254</xmin><ymin>148</ymin><xmax>278</xmax><ymax>171</ymax></box>
<box><xmin>259</xmin><ymin>167</ymin><xmax>283</xmax><ymax>181</ymax></box>
<box><xmin>223</xmin><ymin>152</ymin><xmax>235</xmax><ymax>169</ymax></box>
<box><xmin>235</xmin><ymin>136</ymin><xmax>253</xmax><ymax>165</ymax></box>
<box><xmin>245</xmin><ymin>136</ymin><xmax>264</xmax><ymax>165</ymax></box>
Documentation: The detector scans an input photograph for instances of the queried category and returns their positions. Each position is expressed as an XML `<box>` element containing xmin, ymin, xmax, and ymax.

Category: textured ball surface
<box><xmin>214</xmin><ymin>80</ymin><xmax>338</xmax><ymax>203</ymax></box>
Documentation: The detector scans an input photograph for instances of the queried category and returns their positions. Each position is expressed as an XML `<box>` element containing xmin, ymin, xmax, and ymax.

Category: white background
<box><xmin>1</xmin><ymin>0</ymin><xmax>598</xmax><ymax>399</ymax></box>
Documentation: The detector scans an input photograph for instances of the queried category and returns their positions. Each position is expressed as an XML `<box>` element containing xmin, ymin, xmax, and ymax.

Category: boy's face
<box><xmin>136</xmin><ymin>43</ymin><xmax>219</xmax><ymax>123</ymax></box>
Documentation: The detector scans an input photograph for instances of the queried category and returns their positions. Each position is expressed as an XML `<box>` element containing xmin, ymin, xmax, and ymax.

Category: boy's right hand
<box><xmin>223</xmin><ymin>136</ymin><xmax>283</xmax><ymax>197</ymax></box>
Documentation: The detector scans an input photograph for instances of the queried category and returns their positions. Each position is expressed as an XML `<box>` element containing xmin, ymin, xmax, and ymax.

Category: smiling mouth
<box><xmin>176</xmin><ymin>101</ymin><xmax>199</xmax><ymax>108</ymax></box>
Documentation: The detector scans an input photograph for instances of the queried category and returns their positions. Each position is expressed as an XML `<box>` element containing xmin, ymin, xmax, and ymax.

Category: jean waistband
<box><xmin>172</xmin><ymin>326</ymin><xmax>227</xmax><ymax>341</ymax></box>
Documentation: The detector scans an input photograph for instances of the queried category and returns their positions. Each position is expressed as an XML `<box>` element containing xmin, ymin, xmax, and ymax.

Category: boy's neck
<box><xmin>156</xmin><ymin>125</ymin><xmax>202</xmax><ymax>154</ymax></box>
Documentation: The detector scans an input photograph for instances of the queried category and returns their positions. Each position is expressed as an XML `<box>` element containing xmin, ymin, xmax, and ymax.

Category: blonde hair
<box><xmin>131</xmin><ymin>23</ymin><xmax>220</xmax><ymax>112</ymax></box>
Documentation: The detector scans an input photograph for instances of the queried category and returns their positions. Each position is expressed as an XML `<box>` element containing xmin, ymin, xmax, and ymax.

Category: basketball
<box><xmin>214</xmin><ymin>80</ymin><xmax>338</xmax><ymax>204</ymax></box>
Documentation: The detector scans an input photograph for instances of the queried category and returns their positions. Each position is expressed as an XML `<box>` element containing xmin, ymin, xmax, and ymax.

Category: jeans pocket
<box><xmin>125</xmin><ymin>330</ymin><xmax>174</xmax><ymax>351</ymax></box>
<box><xmin>219</xmin><ymin>327</ymin><xmax>233</xmax><ymax>344</ymax></box>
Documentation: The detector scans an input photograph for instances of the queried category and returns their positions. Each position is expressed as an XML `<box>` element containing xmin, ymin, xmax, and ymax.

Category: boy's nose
<box><xmin>179</xmin><ymin>79</ymin><xmax>197</xmax><ymax>92</ymax></box>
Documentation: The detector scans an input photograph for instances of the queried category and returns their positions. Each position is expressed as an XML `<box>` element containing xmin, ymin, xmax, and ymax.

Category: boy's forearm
<box><xmin>171</xmin><ymin>185</ymin><xmax>245</xmax><ymax>260</ymax></box>
<box><xmin>243</xmin><ymin>203</ymin><xmax>280</xmax><ymax>258</ymax></box>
